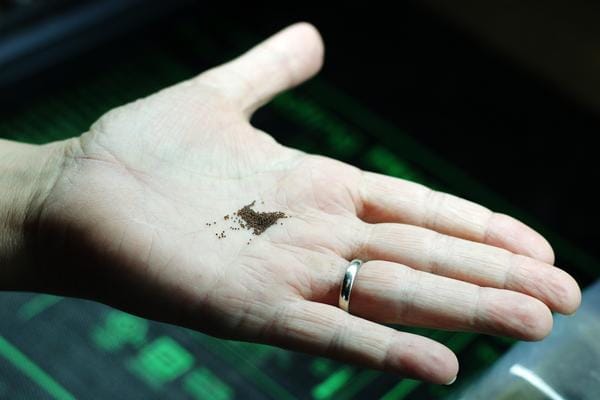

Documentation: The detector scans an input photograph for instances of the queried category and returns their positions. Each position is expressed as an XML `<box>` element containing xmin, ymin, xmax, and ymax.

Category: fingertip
<box><xmin>567</xmin><ymin>278</ymin><xmax>583</xmax><ymax>315</ymax></box>
<box><xmin>532</xmin><ymin>235</ymin><xmax>555</xmax><ymax>265</ymax></box>
<box><xmin>445</xmin><ymin>375</ymin><xmax>457</xmax><ymax>385</ymax></box>
<box><xmin>438</xmin><ymin>350</ymin><xmax>460</xmax><ymax>386</ymax></box>
<box><xmin>520</xmin><ymin>297</ymin><xmax>554</xmax><ymax>341</ymax></box>
<box><xmin>285</xmin><ymin>21</ymin><xmax>325</xmax><ymax>77</ymax></box>
<box><xmin>515</xmin><ymin>258</ymin><xmax>582</xmax><ymax>316</ymax></box>
<box><xmin>290</xmin><ymin>22</ymin><xmax>324</xmax><ymax>50</ymax></box>
<box><xmin>483</xmin><ymin>290</ymin><xmax>553</xmax><ymax>341</ymax></box>
<box><xmin>553</xmin><ymin>270</ymin><xmax>582</xmax><ymax>315</ymax></box>
<box><xmin>487</xmin><ymin>213</ymin><xmax>555</xmax><ymax>264</ymax></box>
<box><xmin>395</xmin><ymin>335</ymin><xmax>459</xmax><ymax>385</ymax></box>
<box><xmin>424</xmin><ymin>342</ymin><xmax>459</xmax><ymax>385</ymax></box>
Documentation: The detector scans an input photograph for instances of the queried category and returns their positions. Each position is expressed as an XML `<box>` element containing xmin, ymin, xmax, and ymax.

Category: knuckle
<box><xmin>422</xmin><ymin>189</ymin><xmax>446</xmax><ymax>230</ymax></box>
<box><xmin>355</xmin><ymin>222</ymin><xmax>375</xmax><ymax>260</ymax></box>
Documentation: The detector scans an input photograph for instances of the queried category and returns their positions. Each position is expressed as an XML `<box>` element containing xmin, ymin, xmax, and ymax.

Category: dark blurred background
<box><xmin>1</xmin><ymin>1</ymin><xmax>598</xmax><ymax>399</ymax></box>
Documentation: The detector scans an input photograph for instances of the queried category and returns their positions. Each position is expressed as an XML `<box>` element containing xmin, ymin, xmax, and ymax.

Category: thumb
<box><xmin>198</xmin><ymin>22</ymin><xmax>324</xmax><ymax>117</ymax></box>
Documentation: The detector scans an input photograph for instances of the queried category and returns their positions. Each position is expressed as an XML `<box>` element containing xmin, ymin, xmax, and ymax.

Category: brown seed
<box><xmin>235</xmin><ymin>200</ymin><xmax>287</xmax><ymax>235</ymax></box>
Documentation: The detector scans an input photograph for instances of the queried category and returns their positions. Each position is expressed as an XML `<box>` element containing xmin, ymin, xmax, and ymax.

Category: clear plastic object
<box><xmin>450</xmin><ymin>279</ymin><xmax>600</xmax><ymax>400</ymax></box>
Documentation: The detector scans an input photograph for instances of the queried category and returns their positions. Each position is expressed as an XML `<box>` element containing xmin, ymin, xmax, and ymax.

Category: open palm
<box><xmin>33</xmin><ymin>23</ymin><xmax>580</xmax><ymax>385</ymax></box>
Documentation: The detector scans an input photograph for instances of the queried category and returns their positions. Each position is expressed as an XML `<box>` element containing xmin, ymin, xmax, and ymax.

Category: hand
<box><xmin>17</xmin><ymin>23</ymin><xmax>580</xmax><ymax>385</ymax></box>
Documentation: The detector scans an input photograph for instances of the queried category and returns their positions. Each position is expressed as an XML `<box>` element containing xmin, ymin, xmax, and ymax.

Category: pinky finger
<box><xmin>260</xmin><ymin>300</ymin><xmax>459</xmax><ymax>385</ymax></box>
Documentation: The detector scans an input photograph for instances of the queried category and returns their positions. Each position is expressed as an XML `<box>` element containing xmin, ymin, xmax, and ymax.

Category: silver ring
<box><xmin>339</xmin><ymin>259</ymin><xmax>363</xmax><ymax>313</ymax></box>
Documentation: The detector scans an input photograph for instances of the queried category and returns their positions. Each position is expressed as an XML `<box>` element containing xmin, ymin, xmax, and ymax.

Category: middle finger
<box><xmin>349</xmin><ymin>222</ymin><xmax>580</xmax><ymax>315</ymax></box>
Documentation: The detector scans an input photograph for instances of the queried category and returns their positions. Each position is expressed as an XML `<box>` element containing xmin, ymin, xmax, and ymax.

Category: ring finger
<box><xmin>319</xmin><ymin>259</ymin><xmax>554</xmax><ymax>340</ymax></box>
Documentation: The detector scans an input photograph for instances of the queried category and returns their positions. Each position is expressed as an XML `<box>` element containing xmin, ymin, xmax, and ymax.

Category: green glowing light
<box><xmin>476</xmin><ymin>343</ymin><xmax>500</xmax><ymax>364</ymax></box>
<box><xmin>191</xmin><ymin>333</ymin><xmax>297</xmax><ymax>400</ymax></box>
<box><xmin>379</xmin><ymin>379</ymin><xmax>421</xmax><ymax>400</ymax></box>
<box><xmin>272</xmin><ymin>92</ymin><xmax>364</xmax><ymax>157</ymax></box>
<box><xmin>17</xmin><ymin>295</ymin><xmax>62</xmax><ymax>321</ymax></box>
<box><xmin>0</xmin><ymin>335</ymin><xmax>76</xmax><ymax>400</ymax></box>
<box><xmin>184</xmin><ymin>367</ymin><xmax>234</xmax><ymax>400</ymax></box>
<box><xmin>127</xmin><ymin>336</ymin><xmax>194</xmax><ymax>389</ymax></box>
<box><xmin>364</xmin><ymin>146</ymin><xmax>420</xmax><ymax>181</ymax></box>
<box><xmin>311</xmin><ymin>367</ymin><xmax>353</xmax><ymax>400</ymax></box>
<box><xmin>91</xmin><ymin>311</ymin><xmax>148</xmax><ymax>351</ymax></box>
<box><xmin>335</xmin><ymin>370</ymin><xmax>380</xmax><ymax>400</ymax></box>
<box><xmin>445</xmin><ymin>332</ymin><xmax>476</xmax><ymax>353</ymax></box>
<box><xmin>310</xmin><ymin>358</ymin><xmax>334</xmax><ymax>377</ymax></box>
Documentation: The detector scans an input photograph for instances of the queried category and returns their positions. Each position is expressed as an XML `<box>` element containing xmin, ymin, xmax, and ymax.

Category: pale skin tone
<box><xmin>0</xmin><ymin>23</ymin><xmax>582</xmax><ymax>385</ymax></box>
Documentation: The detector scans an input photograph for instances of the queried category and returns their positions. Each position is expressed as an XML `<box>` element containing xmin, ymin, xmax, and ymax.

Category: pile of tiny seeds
<box><xmin>234</xmin><ymin>200</ymin><xmax>287</xmax><ymax>235</ymax></box>
<box><xmin>210</xmin><ymin>200</ymin><xmax>287</xmax><ymax>242</ymax></box>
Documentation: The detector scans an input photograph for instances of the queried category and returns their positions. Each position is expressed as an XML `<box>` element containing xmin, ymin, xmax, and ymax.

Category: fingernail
<box><xmin>445</xmin><ymin>376</ymin><xmax>457</xmax><ymax>385</ymax></box>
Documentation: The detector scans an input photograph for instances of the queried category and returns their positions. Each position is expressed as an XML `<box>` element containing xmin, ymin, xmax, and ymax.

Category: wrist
<box><xmin>0</xmin><ymin>139</ymin><xmax>67</xmax><ymax>289</ymax></box>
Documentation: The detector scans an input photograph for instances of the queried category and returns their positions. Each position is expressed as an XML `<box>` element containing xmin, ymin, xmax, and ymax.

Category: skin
<box><xmin>0</xmin><ymin>23</ymin><xmax>582</xmax><ymax>385</ymax></box>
